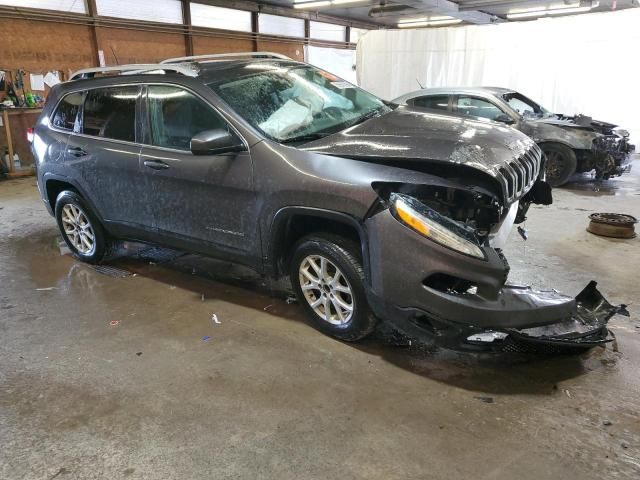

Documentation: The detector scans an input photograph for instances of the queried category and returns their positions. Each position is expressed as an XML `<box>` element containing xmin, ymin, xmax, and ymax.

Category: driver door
<box><xmin>453</xmin><ymin>95</ymin><xmax>506</xmax><ymax>122</ymax></box>
<box><xmin>139</xmin><ymin>84</ymin><xmax>258</xmax><ymax>263</ymax></box>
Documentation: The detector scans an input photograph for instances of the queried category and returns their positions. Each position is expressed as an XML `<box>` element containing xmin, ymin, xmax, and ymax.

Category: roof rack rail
<box><xmin>160</xmin><ymin>52</ymin><xmax>291</xmax><ymax>64</ymax></box>
<box><xmin>69</xmin><ymin>63</ymin><xmax>200</xmax><ymax>81</ymax></box>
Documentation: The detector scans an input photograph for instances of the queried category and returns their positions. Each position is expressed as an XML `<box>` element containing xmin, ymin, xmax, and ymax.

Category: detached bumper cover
<box><xmin>372</xmin><ymin>281</ymin><xmax>628</xmax><ymax>352</ymax></box>
<box><xmin>503</xmin><ymin>281</ymin><xmax>628</xmax><ymax>350</ymax></box>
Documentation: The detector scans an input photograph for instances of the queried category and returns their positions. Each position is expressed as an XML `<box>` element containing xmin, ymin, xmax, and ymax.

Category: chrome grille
<box><xmin>498</xmin><ymin>144</ymin><xmax>542</xmax><ymax>203</ymax></box>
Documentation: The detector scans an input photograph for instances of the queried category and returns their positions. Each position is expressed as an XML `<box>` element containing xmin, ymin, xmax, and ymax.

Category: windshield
<box><xmin>502</xmin><ymin>92</ymin><xmax>550</xmax><ymax>118</ymax></box>
<box><xmin>208</xmin><ymin>63</ymin><xmax>390</xmax><ymax>143</ymax></box>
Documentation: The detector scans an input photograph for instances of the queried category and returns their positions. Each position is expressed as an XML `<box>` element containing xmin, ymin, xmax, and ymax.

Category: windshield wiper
<box><xmin>281</xmin><ymin>107</ymin><xmax>388</xmax><ymax>144</ymax></box>
<box><xmin>281</xmin><ymin>133</ymin><xmax>327</xmax><ymax>144</ymax></box>
<box><xmin>346</xmin><ymin>107</ymin><xmax>386</xmax><ymax>128</ymax></box>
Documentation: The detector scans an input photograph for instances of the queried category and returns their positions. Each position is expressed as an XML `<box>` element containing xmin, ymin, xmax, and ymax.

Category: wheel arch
<box><xmin>43</xmin><ymin>174</ymin><xmax>105</xmax><ymax>223</ymax></box>
<box><xmin>267</xmin><ymin>207</ymin><xmax>370</xmax><ymax>281</ymax></box>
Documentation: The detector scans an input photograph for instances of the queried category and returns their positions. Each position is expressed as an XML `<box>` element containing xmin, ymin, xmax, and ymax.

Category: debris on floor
<box><xmin>35</xmin><ymin>287</ymin><xmax>56</xmax><ymax>291</ymax></box>
<box><xmin>109</xmin><ymin>320</ymin><xmax>120</xmax><ymax>327</ymax></box>
<box><xmin>210</xmin><ymin>314</ymin><xmax>221</xmax><ymax>325</ymax></box>
<box><xmin>517</xmin><ymin>225</ymin><xmax>528</xmax><ymax>240</ymax></box>
<box><xmin>285</xmin><ymin>296</ymin><xmax>297</xmax><ymax>305</ymax></box>
<box><xmin>473</xmin><ymin>396</ymin><xmax>495</xmax><ymax>404</ymax></box>
<box><xmin>202</xmin><ymin>335</ymin><xmax>211</xmax><ymax>342</ymax></box>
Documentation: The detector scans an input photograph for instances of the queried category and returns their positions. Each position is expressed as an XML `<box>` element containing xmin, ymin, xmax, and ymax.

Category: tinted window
<box><xmin>82</xmin><ymin>86</ymin><xmax>138</xmax><ymax>142</ymax></box>
<box><xmin>52</xmin><ymin>92</ymin><xmax>83</xmax><ymax>131</ymax></box>
<box><xmin>412</xmin><ymin>95</ymin><xmax>449</xmax><ymax>111</ymax></box>
<box><xmin>147</xmin><ymin>85</ymin><xmax>228</xmax><ymax>150</ymax></box>
<box><xmin>455</xmin><ymin>96</ymin><xmax>503</xmax><ymax>121</ymax></box>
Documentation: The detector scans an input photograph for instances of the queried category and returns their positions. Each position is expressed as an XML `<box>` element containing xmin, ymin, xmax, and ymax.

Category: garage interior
<box><xmin>1</xmin><ymin>1</ymin><xmax>639</xmax><ymax>479</ymax></box>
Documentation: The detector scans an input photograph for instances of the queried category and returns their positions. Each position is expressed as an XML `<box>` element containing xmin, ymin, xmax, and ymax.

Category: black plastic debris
<box><xmin>474</xmin><ymin>396</ymin><xmax>495</xmax><ymax>404</ymax></box>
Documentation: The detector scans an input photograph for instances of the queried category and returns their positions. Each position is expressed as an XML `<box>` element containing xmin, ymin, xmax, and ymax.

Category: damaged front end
<box><xmin>365</xmin><ymin>167</ymin><xmax>627</xmax><ymax>353</ymax></box>
<box><xmin>536</xmin><ymin>114</ymin><xmax>635</xmax><ymax>179</ymax></box>
<box><xmin>590</xmin><ymin>133</ymin><xmax>635</xmax><ymax>179</ymax></box>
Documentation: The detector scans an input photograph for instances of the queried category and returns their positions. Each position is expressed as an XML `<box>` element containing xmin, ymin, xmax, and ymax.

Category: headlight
<box><xmin>390</xmin><ymin>193</ymin><xmax>486</xmax><ymax>260</ymax></box>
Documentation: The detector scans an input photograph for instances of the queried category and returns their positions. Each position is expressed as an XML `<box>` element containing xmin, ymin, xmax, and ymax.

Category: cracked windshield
<box><xmin>208</xmin><ymin>63</ymin><xmax>389</xmax><ymax>143</ymax></box>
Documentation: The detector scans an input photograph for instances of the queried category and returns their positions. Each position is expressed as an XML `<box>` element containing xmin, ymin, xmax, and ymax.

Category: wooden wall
<box><xmin>258</xmin><ymin>40</ymin><xmax>304</xmax><ymax>62</ymax></box>
<box><xmin>95</xmin><ymin>28</ymin><xmax>187</xmax><ymax>65</ymax></box>
<box><xmin>192</xmin><ymin>35</ymin><xmax>253</xmax><ymax>55</ymax></box>
<box><xmin>0</xmin><ymin>19</ymin><xmax>95</xmax><ymax>73</ymax></box>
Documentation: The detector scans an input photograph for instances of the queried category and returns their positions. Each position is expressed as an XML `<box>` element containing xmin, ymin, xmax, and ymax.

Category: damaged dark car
<box><xmin>32</xmin><ymin>54</ymin><xmax>627</xmax><ymax>354</ymax></box>
<box><xmin>394</xmin><ymin>87</ymin><xmax>636</xmax><ymax>186</ymax></box>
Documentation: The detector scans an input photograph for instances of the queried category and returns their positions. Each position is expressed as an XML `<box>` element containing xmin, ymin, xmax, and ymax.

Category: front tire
<box><xmin>55</xmin><ymin>190</ymin><xmax>110</xmax><ymax>264</ymax></box>
<box><xmin>542</xmin><ymin>143</ymin><xmax>577</xmax><ymax>187</ymax></box>
<box><xmin>290</xmin><ymin>234</ymin><xmax>377</xmax><ymax>342</ymax></box>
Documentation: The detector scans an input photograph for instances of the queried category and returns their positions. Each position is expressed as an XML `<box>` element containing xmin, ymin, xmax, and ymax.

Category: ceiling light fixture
<box><xmin>507</xmin><ymin>2</ymin><xmax>598</xmax><ymax>19</ymax></box>
<box><xmin>293</xmin><ymin>0</ymin><xmax>331</xmax><ymax>9</ymax></box>
<box><xmin>397</xmin><ymin>18</ymin><xmax>462</xmax><ymax>27</ymax></box>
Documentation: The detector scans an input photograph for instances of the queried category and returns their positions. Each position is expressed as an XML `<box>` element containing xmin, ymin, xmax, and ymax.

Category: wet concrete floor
<box><xmin>1</xmin><ymin>170</ymin><xmax>639</xmax><ymax>479</ymax></box>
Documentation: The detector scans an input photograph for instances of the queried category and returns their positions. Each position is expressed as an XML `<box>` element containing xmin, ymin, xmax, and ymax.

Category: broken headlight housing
<box><xmin>390</xmin><ymin>193</ymin><xmax>486</xmax><ymax>260</ymax></box>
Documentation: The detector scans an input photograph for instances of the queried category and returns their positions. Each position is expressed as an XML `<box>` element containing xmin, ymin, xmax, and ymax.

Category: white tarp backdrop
<box><xmin>305</xmin><ymin>45</ymin><xmax>358</xmax><ymax>85</ymax></box>
<box><xmin>357</xmin><ymin>9</ymin><xmax>640</xmax><ymax>145</ymax></box>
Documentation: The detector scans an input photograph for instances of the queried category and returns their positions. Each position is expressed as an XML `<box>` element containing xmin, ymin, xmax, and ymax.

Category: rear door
<box><xmin>139</xmin><ymin>84</ymin><xmax>257</xmax><ymax>262</ymax></box>
<box><xmin>65</xmin><ymin>85</ymin><xmax>148</xmax><ymax>228</ymax></box>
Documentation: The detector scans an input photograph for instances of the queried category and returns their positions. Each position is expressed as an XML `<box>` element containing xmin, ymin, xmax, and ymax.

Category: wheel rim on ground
<box><xmin>298</xmin><ymin>254</ymin><xmax>354</xmax><ymax>325</ymax></box>
<box><xmin>61</xmin><ymin>203</ymin><xmax>96</xmax><ymax>255</ymax></box>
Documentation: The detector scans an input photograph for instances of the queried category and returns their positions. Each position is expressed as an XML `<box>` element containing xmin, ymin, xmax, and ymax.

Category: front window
<box><xmin>502</xmin><ymin>92</ymin><xmax>548</xmax><ymax>118</ymax></box>
<box><xmin>455</xmin><ymin>96</ymin><xmax>503</xmax><ymax>121</ymax></box>
<box><xmin>208</xmin><ymin>64</ymin><xmax>389</xmax><ymax>143</ymax></box>
<box><xmin>147</xmin><ymin>85</ymin><xmax>229</xmax><ymax>151</ymax></box>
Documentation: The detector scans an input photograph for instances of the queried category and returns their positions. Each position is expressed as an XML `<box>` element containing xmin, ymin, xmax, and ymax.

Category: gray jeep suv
<box><xmin>32</xmin><ymin>53</ymin><xmax>626</xmax><ymax>352</ymax></box>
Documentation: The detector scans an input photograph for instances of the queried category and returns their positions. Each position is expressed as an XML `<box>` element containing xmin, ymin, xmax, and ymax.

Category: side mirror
<box><xmin>494</xmin><ymin>113</ymin><xmax>515</xmax><ymax>125</ymax></box>
<box><xmin>190</xmin><ymin>129</ymin><xmax>245</xmax><ymax>156</ymax></box>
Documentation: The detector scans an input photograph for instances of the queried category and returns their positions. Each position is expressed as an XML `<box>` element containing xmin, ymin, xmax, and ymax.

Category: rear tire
<box><xmin>55</xmin><ymin>190</ymin><xmax>111</xmax><ymax>264</ymax></box>
<box><xmin>290</xmin><ymin>234</ymin><xmax>377</xmax><ymax>342</ymax></box>
<box><xmin>542</xmin><ymin>143</ymin><xmax>577</xmax><ymax>187</ymax></box>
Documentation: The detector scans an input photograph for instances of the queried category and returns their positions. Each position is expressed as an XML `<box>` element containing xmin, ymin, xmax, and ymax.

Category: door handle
<box><xmin>144</xmin><ymin>160</ymin><xmax>170</xmax><ymax>170</ymax></box>
<box><xmin>67</xmin><ymin>146</ymin><xmax>88</xmax><ymax>157</ymax></box>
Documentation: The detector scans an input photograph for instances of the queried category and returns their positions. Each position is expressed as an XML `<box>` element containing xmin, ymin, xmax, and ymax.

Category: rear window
<box><xmin>82</xmin><ymin>86</ymin><xmax>139</xmax><ymax>142</ymax></box>
<box><xmin>411</xmin><ymin>95</ymin><xmax>449</xmax><ymax>111</ymax></box>
<box><xmin>51</xmin><ymin>92</ymin><xmax>83</xmax><ymax>131</ymax></box>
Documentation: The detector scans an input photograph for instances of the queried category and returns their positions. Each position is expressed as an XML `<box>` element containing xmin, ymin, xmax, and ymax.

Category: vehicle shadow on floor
<box><xmin>106</xmin><ymin>243</ymin><xmax>613</xmax><ymax>396</ymax></box>
<box><xmin>17</xmin><ymin>231</ymin><xmax>613</xmax><ymax>397</ymax></box>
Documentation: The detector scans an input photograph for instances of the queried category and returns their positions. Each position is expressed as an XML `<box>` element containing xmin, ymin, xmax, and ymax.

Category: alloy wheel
<box><xmin>298</xmin><ymin>254</ymin><xmax>354</xmax><ymax>325</ymax></box>
<box><xmin>61</xmin><ymin>203</ymin><xmax>96</xmax><ymax>255</ymax></box>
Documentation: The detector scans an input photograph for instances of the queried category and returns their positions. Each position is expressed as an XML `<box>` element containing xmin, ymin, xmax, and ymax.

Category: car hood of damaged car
<box><xmin>299</xmin><ymin>106</ymin><xmax>537</xmax><ymax>176</ymax></box>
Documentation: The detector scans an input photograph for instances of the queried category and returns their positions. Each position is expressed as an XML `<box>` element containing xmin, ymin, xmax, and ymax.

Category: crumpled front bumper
<box><xmin>592</xmin><ymin>137</ymin><xmax>635</xmax><ymax>177</ymax></box>
<box><xmin>370</xmin><ymin>281</ymin><xmax>628</xmax><ymax>353</ymax></box>
<box><xmin>365</xmin><ymin>209</ymin><xmax>629</xmax><ymax>353</ymax></box>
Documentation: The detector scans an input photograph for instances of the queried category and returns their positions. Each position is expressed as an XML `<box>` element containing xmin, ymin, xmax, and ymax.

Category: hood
<box><xmin>531</xmin><ymin>114</ymin><xmax>619</xmax><ymax>135</ymax></box>
<box><xmin>301</xmin><ymin>106</ymin><xmax>536</xmax><ymax>178</ymax></box>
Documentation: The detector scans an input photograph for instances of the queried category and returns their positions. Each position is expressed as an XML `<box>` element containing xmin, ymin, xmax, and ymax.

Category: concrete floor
<box><xmin>1</xmin><ymin>169</ymin><xmax>639</xmax><ymax>480</ymax></box>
